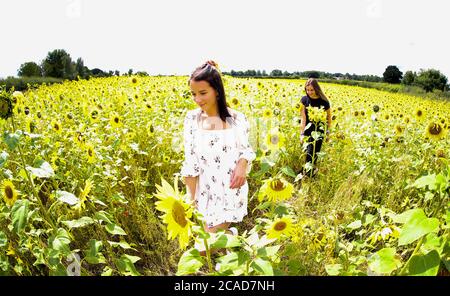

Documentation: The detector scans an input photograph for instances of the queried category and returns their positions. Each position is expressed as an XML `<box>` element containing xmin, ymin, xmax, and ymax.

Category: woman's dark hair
<box><xmin>189</xmin><ymin>60</ymin><xmax>232</xmax><ymax>123</ymax></box>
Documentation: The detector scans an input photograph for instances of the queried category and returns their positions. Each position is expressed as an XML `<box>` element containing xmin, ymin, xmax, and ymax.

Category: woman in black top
<box><xmin>300</xmin><ymin>78</ymin><xmax>332</xmax><ymax>177</ymax></box>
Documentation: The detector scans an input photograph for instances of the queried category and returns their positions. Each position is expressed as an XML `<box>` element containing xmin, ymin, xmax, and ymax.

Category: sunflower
<box><xmin>266</xmin><ymin>216</ymin><xmax>294</xmax><ymax>240</ymax></box>
<box><xmin>394</xmin><ymin>124</ymin><xmax>404</xmax><ymax>135</ymax></box>
<box><xmin>90</xmin><ymin>109</ymin><xmax>100</xmax><ymax>123</ymax></box>
<box><xmin>130</xmin><ymin>77</ymin><xmax>139</xmax><ymax>85</ymax></box>
<box><xmin>154</xmin><ymin>177</ymin><xmax>193</xmax><ymax>250</ymax></box>
<box><xmin>425</xmin><ymin>121</ymin><xmax>446</xmax><ymax>140</ymax></box>
<box><xmin>12</xmin><ymin>91</ymin><xmax>24</xmax><ymax>114</ymax></box>
<box><xmin>404</xmin><ymin>116</ymin><xmax>410</xmax><ymax>124</ymax></box>
<box><xmin>263</xmin><ymin>109</ymin><xmax>273</xmax><ymax>118</ymax></box>
<box><xmin>73</xmin><ymin>131</ymin><xmax>86</xmax><ymax>149</ymax></box>
<box><xmin>109</xmin><ymin>112</ymin><xmax>123</xmax><ymax>128</ymax></box>
<box><xmin>311</xmin><ymin>229</ymin><xmax>327</xmax><ymax>250</ymax></box>
<box><xmin>147</xmin><ymin>123</ymin><xmax>155</xmax><ymax>136</ymax></box>
<box><xmin>265</xmin><ymin>129</ymin><xmax>285</xmax><ymax>151</ymax></box>
<box><xmin>230</xmin><ymin>98</ymin><xmax>240</xmax><ymax>107</ymax></box>
<box><xmin>414</xmin><ymin>108</ymin><xmax>425</xmax><ymax>121</ymax></box>
<box><xmin>307</xmin><ymin>106</ymin><xmax>327</xmax><ymax>123</ymax></box>
<box><xmin>258</xmin><ymin>177</ymin><xmax>294</xmax><ymax>202</ymax></box>
<box><xmin>0</xmin><ymin>91</ymin><xmax>13</xmax><ymax>120</ymax></box>
<box><xmin>85</xmin><ymin>143</ymin><xmax>96</xmax><ymax>163</ymax></box>
<box><xmin>2</xmin><ymin>179</ymin><xmax>18</xmax><ymax>207</ymax></box>
<box><xmin>51</xmin><ymin>120</ymin><xmax>62</xmax><ymax>134</ymax></box>
<box><xmin>435</xmin><ymin>149</ymin><xmax>446</xmax><ymax>158</ymax></box>
<box><xmin>75</xmin><ymin>179</ymin><xmax>93</xmax><ymax>212</ymax></box>
<box><xmin>25</xmin><ymin>118</ymin><xmax>36</xmax><ymax>133</ymax></box>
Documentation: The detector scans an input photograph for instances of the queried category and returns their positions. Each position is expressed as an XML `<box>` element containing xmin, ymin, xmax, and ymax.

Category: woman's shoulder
<box><xmin>227</xmin><ymin>108</ymin><xmax>247</xmax><ymax>121</ymax></box>
<box><xmin>185</xmin><ymin>108</ymin><xmax>202</xmax><ymax>121</ymax></box>
<box><xmin>301</xmin><ymin>95</ymin><xmax>309</xmax><ymax>104</ymax></box>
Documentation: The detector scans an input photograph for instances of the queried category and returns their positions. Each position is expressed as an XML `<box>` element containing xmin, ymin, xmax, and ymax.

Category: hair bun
<box><xmin>205</xmin><ymin>60</ymin><xmax>219</xmax><ymax>70</ymax></box>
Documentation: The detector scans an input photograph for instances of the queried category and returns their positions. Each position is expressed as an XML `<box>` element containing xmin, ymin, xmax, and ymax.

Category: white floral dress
<box><xmin>180</xmin><ymin>108</ymin><xmax>256</xmax><ymax>228</ymax></box>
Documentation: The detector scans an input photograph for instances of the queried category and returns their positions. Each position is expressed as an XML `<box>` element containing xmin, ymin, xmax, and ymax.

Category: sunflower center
<box><xmin>270</xmin><ymin>180</ymin><xmax>285</xmax><ymax>191</ymax></box>
<box><xmin>88</xmin><ymin>149</ymin><xmax>93</xmax><ymax>157</ymax></box>
<box><xmin>5</xmin><ymin>186</ymin><xmax>14</xmax><ymax>199</ymax></box>
<box><xmin>0</xmin><ymin>100</ymin><xmax>8</xmax><ymax>113</ymax></box>
<box><xmin>172</xmin><ymin>201</ymin><xmax>187</xmax><ymax>227</ymax></box>
<box><xmin>429</xmin><ymin>124</ymin><xmax>442</xmax><ymax>135</ymax></box>
<box><xmin>54</xmin><ymin>124</ymin><xmax>59</xmax><ymax>130</ymax></box>
<box><xmin>114</xmin><ymin>117</ymin><xmax>119</xmax><ymax>123</ymax></box>
<box><xmin>274</xmin><ymin>221</ymin><xmax>287</xmax><ymax>231</ymax></box>
<box><xmin>270</xmin><ymin>135</ymin><xmax>279</xmax><ymax>145</ymax></box>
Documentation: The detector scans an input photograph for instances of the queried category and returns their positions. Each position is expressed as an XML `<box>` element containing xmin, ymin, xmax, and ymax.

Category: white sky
<box><xmin>1</xmin><ymin>0</ymin><xmax>449</xmax><ymax>78</ymax></box>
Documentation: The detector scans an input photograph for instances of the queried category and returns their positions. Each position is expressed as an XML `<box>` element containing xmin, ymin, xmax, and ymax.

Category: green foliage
<box><xmin>383</xmin><ymin>65</ymin><xmax>403</xmax><ymax>84</ymax></box>
<box><xmin>396</xmin><ymin>209</ymin><xmax>439</xmax><ymax>246</ymax></box>
<box><xmin>402</xmin><ymin>70</ymin><xmax>417</xmax><ymax>85</ymax></box>
<box><xmin>18</xmin><ymin>62</ymin><xmax>42</xmax><ymax>77</ymax></box>
<box><xmin>0</xmin><ymin>76</ymin><xmax>63</xmax><ymax>91</ymax></box>
<box><xmin>415</xmin><ymin>69</ymin><xmax>449</xmax><ymax>92</ymax></box>
<box><xmin>42</xmin><ymin>49</ymin><xmax>76</xmax><ymax>79</ymax></box>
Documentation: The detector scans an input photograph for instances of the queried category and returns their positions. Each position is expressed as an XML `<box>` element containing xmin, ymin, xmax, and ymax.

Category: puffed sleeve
<box><xmin>180</xmin><ymin>111</ymin><xmax>200</xmax><ymax>177</ymax></box>
<box><xmin>235</xmin><ymin>112</ymin><xmax>256</xmax><ymax>174</ymax></box>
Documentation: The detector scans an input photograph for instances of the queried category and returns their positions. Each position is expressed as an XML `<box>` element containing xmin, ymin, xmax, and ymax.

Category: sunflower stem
<box><xmin>203</xmin><ymin>236</ymin><xmax>213</xmax><ymax>273</ymax></box>
<box><xmin>192</xmin><ymin>214</ymin><xmax>213</xmax><ymax>273</ymax></box>
<box><xmin>10</xmin><ymin>115</ymin><xmax>56</xmax><ymax>229</ymax></box>
<box><xmin>399</xmin><ymin>236</ymin><xmax>424</xmax><ymax>275</ymax></box>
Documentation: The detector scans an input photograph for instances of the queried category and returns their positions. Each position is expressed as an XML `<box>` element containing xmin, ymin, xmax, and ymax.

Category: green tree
<box><xmin>305</xmin><ymin>71</ymin><xmax>320</xmax><ymax>79</ymax></box>
<box><xmin>415</xmin><ymin>69</ymin><xmax>448</xmax><ymax>92</ymax></box>
<box><xmin>17</xmin><ymin>62</ymin><xmax>42</xmax><ymax>77</ymax></box>
<box><xmin>383</xmin><ymin>65</ymin><xmax>403</xmax><ymax>84</ymax></box>
<box><xmin>75</xmin><ymin>57</ymin><xmax>90</xmax><ymax>79</ymax></box>
<box><xmin>402</xmin><ymin>71</ymin><xmax>417</xmax><ymax>85</ymax></box>
<box><xmin>42</xmin><ymin>49</ymin><xmax>76</xmax><ymax>79</ymax></box>
<box><xmin>91</xmin><ymin>68</ymin><xmax>106</xmax><ymax>77</ymax></box>
<box><xmin>270</xmin><ymin>69</ymin><xmax>283</xmax><ymax>77</ymax></box>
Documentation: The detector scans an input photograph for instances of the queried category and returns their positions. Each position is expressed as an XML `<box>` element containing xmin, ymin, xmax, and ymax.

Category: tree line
<box><xmin>224</xmin><ymin>65</ymin><xmax>449</xmax><ymax>93</ymax></box>
<box><xmin>8</xmin><ymin>49</ymin><xmax>450</xmax><ymax>94</ymax></box>
<box><xmin>16</xmin><ymin>49</ymin><xmax>148</xmax><ymax>80</ymax></box>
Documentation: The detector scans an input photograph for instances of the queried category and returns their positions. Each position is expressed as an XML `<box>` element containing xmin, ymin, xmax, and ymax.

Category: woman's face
<box><xmin>190</xmin><ymin>80</ymin><xmax>218</xmax><ymax>114</ymax></box>
<box><xmin>306</xmin><ymin>84</ymin><xmax>319</xmax><ymax>98</ymax></box>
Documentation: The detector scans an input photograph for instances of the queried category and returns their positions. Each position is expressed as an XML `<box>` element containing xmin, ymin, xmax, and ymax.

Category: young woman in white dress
<box><xmin>181</xmin><ymin>60</ymin><xmax>255</xmax><ymax>241</ymax></box>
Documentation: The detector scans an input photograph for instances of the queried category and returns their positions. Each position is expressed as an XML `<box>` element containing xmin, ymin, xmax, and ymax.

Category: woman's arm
<box><xmin>300</xmin><ymin>106</ymin><xmax>307</xmax><ymax>136</ymax></box>
<box><xmin>180</xmin><ymin>111</ymin><xmax>200</xmax><ymax>202</ymax></box>
<box><xmin>326</xmin><ymin>109</ymin><xmax>332</xmax><ymax>130</ymax></box>
<box><xmin>230</xmin><ymin>113</ymin><xmax>255</xmax><ymax>189</ymax></box>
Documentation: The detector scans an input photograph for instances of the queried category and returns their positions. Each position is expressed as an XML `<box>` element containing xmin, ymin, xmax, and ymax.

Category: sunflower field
<box><xmin>0</xmin><ymin>76</ymin><xmax>449</xmax><ymax>276</ymax></box>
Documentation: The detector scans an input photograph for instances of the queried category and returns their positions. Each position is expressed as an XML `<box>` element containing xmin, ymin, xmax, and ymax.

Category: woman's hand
<box><xmin>230</xmin><ymin>159</ymin><xmax>248</xmax><ymax>189</ymax></box>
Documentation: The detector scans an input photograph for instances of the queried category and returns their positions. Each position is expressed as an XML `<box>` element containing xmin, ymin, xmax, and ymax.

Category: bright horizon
<box><xmin>1</xmin><ymin>0</ymin><xmax>449</xmax><ymax>79</ymax></box>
